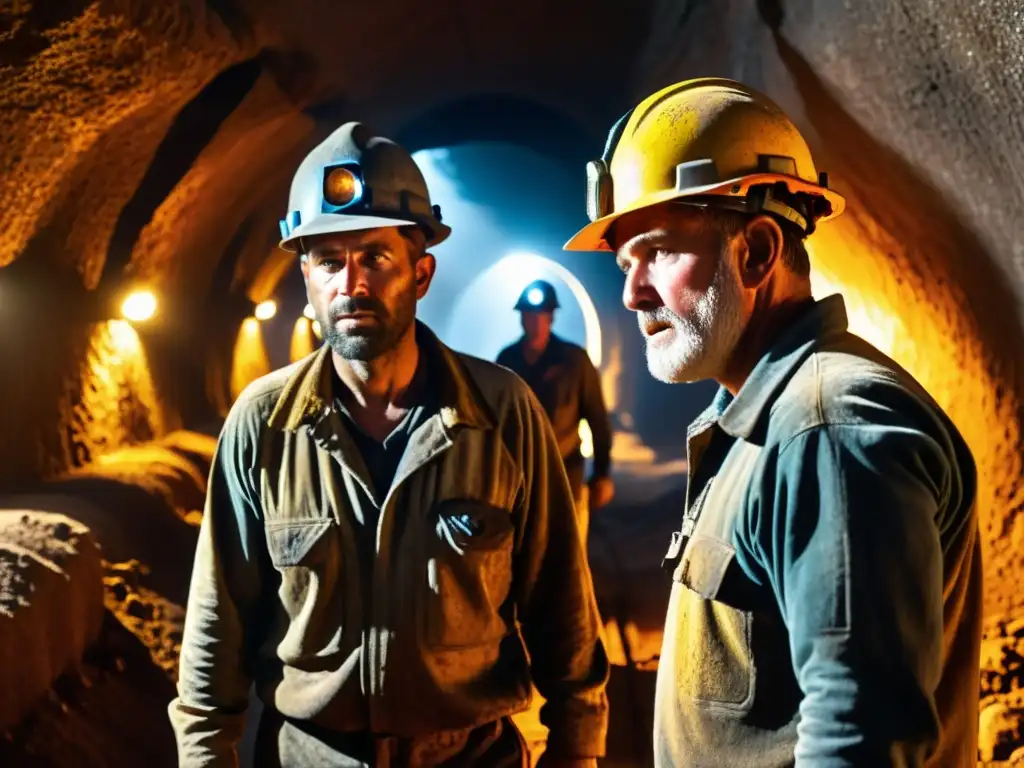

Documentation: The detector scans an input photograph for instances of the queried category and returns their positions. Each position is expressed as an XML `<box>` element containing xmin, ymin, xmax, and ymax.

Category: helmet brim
<box><xmin>563</xmin><ymin>174</ymin><xmax>846</xmax><ymax>252</ymax></box>
<box><xmin>280</xmin><ymin>212</ymin><xmax>451</xmax><ymax>252</ymax></box>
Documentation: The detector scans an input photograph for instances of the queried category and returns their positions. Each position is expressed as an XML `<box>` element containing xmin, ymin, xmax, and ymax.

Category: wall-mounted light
<box><xmin>303</xmin><ymin>303</ymin><xmax>316</xmax><ymax>320</ymax></box>
<box><xmin>254</xmin><ymin>299</ymin><xmax>277</xmax><ymax>321</ymax></box>
<box><xmin>121</xmin><ymin>289</ymin><xmax>157</xmax><ymax>323</ymax></box>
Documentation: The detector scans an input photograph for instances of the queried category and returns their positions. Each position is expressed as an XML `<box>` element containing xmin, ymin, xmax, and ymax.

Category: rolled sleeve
<box><xmin>510</xmin><ymin>386</ymin><xmax>610</xmax><ymax>758</ymax></box>
<box><xmin>740</xmin><ymin>422</ymin><xmax>948</xmax><ymax>767</ymax></box>
<box><xmin>169</xmin><ymin>402</ymin><xmax>266</xmax><ymax>766</ymax></box>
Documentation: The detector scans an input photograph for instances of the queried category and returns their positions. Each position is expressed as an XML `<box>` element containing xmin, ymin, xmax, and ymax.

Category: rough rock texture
<box><xmin>0</xmin><ymin>434</ymin><xmax>212</xmax><ymax>764</ymax></box>
<box><xmin>0</xmin><ymin>611</ymin><xmax>179</xmax><ymax>767</ymax></box>
<box><xmin>0</xmin><ymin>1</ymin><xmax>246</xmax><ymax>486</ymax></box>
<box><xmin>63</xmin><ymin>430</ymin><xmax>214</xmax><ymax>523</ymax></box>
<box><xmin>0</xmin><ymin>511</ymin><xmax>104</xmax><ymax>733</ymax></box>
<box><xmin>980</xmin><ymin>617</ymin><xmax>1024</xmax><ymax>762</ymax></box>
<box><xmin>102</xmin><ymin>558</ymin><xmax>185</xmax><ymax>682</ymax></box>
<box><xmin>0</xmin><ymin>318</ymin><xmax>170</xmax><ymax>485</ymax></box>
<box><xmin>0</xmin><ymin>2</ymin><xmax>246</xmax><ymax>279</ymax></box>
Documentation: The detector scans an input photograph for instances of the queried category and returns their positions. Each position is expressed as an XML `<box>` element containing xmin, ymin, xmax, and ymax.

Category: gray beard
<box><xmin>639</xmin><ymin>254</ymin><xmax>746</xmax><ymax>384</ymax></box>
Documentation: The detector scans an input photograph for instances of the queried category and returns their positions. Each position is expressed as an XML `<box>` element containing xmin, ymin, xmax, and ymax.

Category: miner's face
<box><xmin>301</xmin><ymin>227</ymin><xmax>435</xmax><ymax>361</ymax></box>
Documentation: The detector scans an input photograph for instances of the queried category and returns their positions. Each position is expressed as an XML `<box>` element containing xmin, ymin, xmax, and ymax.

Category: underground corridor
<box><xmin>0</xmin><ymin>2</ymin><xmax>1022</xmax><ymax>766</ymax></box>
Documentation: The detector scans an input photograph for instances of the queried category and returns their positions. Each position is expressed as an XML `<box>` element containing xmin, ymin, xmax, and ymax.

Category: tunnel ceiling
<box><xmin>0</xmin><ymin>0</ymin><xmax>653</xmax><ymax>301</ymax></box>
<box><xmin>1</xmin><ymin>0</ymin><xmax>1023</xmax><ymax>624</ymax></box>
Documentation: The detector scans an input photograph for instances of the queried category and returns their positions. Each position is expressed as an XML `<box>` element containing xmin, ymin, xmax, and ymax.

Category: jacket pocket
<box><xmin>422</xmin><ymin>499</ymin><xmax>515</xmax><ymax>649</ymax></box>
<box><xmin>266</xmin><ymin>518</ymin><xmax>335</xmax><ymax>567</ymax></box>
<box><xmin>264</xmin><ymin>518</ymin><xmax>344</xmax><ymax>658</ymax></box>
<box><xmin>667</xmin><ymin>534</ymin><xmax>754</xmax><ymax>711</ymax></box>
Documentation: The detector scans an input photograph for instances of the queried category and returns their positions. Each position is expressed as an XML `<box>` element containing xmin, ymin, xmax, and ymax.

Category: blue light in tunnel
<box><xmin>408</xmin><ymin>145</ymin><xmax>598</xmax><ymax>364</ymax></box>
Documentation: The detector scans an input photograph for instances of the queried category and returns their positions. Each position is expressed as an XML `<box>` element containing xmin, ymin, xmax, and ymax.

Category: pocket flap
<box><xmin>265</xmin><ymin>519</ymin><xmax>334</xmax><ymax>567</ymax></box>
<box><xmin>675</xmin><ymin>535</ymin><xmax>735</xmax><ymax>600</ymax></box>
<box><xmin>433</xmin><ymin>499</ymin><xmax>514</xmax><ymax>554</ymax></box>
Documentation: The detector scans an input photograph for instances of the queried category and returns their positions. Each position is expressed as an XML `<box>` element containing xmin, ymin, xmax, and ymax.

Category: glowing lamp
<box><xmin>527</xmin><ymin>287</ymin><xmax>545</xmax><ymax>306</ymax></box>
<box><xmin>323</xmin><ymin>166</ymin><xmax>364</xmax><ymax>208</ymax></box>
<box><xmin>121</xmin><ymin>290</ymin><xmax>157</xmax><ymax>322</ymax></box>
<box><xmin>254</xmin><ymin>299</ymin><xmax>277</xmax><ymax>321</ymax></box>
<box><xmin>303</xmin><ymin>303</ymin><xmax>316</xmax><ymax>320</ymax></box>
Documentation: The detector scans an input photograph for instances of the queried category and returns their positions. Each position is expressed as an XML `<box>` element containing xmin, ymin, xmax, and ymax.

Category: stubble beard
<box><xmin>319</xmin><ymin>284</ymin><xmax>417</xmax><ymax>362</ymax></box>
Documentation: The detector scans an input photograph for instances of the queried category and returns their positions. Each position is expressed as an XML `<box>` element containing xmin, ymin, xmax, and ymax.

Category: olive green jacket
<box><xmin>169</xmin><ymin>324</ymin><xmax>609</xmax><ymax>766</ymax></box>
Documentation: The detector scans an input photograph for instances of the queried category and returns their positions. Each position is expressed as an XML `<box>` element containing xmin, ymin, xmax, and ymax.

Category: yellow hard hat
<box><xmin>564</xmin><ymin>77</ymin><xmax>845</xmax><ymax>252</ymax></box>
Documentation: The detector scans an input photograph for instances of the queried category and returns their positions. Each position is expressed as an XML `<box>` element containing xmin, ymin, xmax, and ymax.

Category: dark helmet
<box><xmin>514</xmin><ymin>280</ymin><xmax>560</xmax><ymax>312</ymax></box>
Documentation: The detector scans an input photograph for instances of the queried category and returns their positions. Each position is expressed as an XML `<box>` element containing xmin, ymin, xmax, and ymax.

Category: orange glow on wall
<box><xmin>807</xmin><ymin>221</ymin><xmax>1021</xmax><ymax>622</ymax></box>
<box><xmin>229</xmin><ymin>317</ymin><xmax>270</xmax><ymax>402</ymax></box>
<box><xmin>290</xmin><ymin>316</ymin><xmax>316</xmax><ymax>363</ymax></box>
<box><xmin>70</xmin><ymin>320</ymin><xmax>166</xmax><ymax>463</ymax></box>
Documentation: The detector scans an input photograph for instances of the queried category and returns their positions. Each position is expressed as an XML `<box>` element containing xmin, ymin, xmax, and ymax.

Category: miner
<box><xmin>496</xmin><ymin>279</ymin><xmax>615</xmax><ymax>542</ymax></box>
<box><xmin>170</xmin><ymin>122</ymin><xmax>608</xmax><ymax>767</ymax></box>
<box><xmin>564</xmin><ymin>77</ymin><xmax>982</xmax><ymax>767</ymax></box>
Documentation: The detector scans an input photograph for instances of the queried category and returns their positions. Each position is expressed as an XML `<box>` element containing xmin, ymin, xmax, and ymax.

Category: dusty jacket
<box><xmin>169</xmin><ymin>324</ymin><xmax>609</xmax><ymax>766</ymax></box>
<box><xmin>654</xmin><ymin>295</ymin><xmax>982</xmax><ymax>768</ymax></box>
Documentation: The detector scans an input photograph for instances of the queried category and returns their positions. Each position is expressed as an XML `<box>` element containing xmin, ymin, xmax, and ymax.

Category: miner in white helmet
<box><xmin>171</xmin><ymin>122</ymin><xmax>608</xmax><ymax>768</ymax></box>
<box><xmin>565</xmin><ymin>79</ymin><xmax>981</xmax><ymax>767</ymax></box>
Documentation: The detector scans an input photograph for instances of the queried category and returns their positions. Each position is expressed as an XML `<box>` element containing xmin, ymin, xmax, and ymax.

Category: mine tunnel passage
<box><xmin>0</xmin><ymin>23</ymin><xmax>1022</xmax><ymax>765</ymax></box>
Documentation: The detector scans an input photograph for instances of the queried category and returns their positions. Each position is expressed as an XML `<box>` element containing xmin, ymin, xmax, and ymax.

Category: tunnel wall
<box><xmin>0</xmin><ymin>3</ymin><xmax>249</xmax><ymax>485</ymax></box>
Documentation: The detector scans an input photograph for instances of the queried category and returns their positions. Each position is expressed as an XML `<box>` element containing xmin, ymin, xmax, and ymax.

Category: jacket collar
<box><xmin>692</xmin><ymin>293</ymin><xmax>850</xmax><ymax>440</ymax></box>
<box><xmin>267</xmin><ymin>320</ymin><xmax>494</xmax><ymax>434</ymax></box>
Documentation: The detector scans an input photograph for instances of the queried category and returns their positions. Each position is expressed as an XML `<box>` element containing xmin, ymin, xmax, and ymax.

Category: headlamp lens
<box><xmin>324</xmin><ymin>166</ymin><xmax>363</xmax><ymax>207</ymax></box>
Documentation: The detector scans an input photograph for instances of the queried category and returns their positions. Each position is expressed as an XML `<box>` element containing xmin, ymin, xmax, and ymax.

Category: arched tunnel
<box><xmin>0</xmin><ymin>1</ymin><xmax>1021</xmax><ymax>765</ymax></box>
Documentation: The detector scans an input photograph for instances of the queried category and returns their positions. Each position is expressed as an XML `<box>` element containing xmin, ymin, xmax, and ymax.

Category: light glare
<box><xmin>121</xmin><ymin>290</ymin><xmax>157</xmax><ymax>322</ymax></box>
<box><xmin>254</xmin><ymin>299</ymin><xmax>277</xmax><ymax>321</ymax></box>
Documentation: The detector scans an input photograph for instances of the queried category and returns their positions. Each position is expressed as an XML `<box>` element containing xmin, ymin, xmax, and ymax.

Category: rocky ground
<box><xmin>980</xmin><ymin>617</ymin><xmax>1024</xmax><ymax>764</ymax></box>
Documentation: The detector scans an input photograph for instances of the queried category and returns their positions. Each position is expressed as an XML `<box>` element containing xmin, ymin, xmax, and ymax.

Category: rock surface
<box><xmin>0</xmin><ymin>511</ymin><xmax>104</xmax><ymax>733</ymax></box>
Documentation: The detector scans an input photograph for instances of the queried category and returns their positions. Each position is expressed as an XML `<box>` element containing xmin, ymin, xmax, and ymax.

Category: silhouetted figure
<box><xmin>497</xmin><ymin>279</ymin><xmax>615</xmax><ymax>542</ymax></box>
